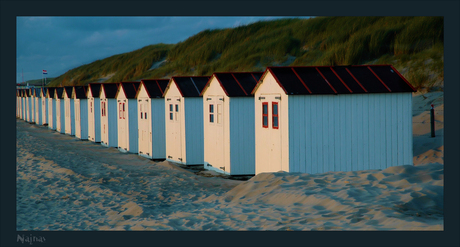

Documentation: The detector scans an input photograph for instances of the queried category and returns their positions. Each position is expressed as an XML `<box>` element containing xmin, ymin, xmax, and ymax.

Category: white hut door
<box><xmin>139</xmin><ymin>99</ymin><xmax>150</xmax><ymax>155</ymax></box>
<box><xmin>168</xmin><ymin>97</ymin><xmax>182</xmax><ymax>161</ymax></box>
<box><xmin>88</xmin><ymin>98</ymin><xmax>94</xmax><ymax>140</ymax></box>
<box><xmin>119</xmin><ymin>100</ymin><xmax>126</xmax><ymax>149</ymax></box>
<box><xmin>75</xmin><ymin>100</ymin><xmax>80</xmax><ymax>137</ymax></box>
<box><xmin>261</xmin><ymin>94</ymin><xmax>282</xmax><ymax>172</ymax></box>
<box><xmin>208</xmin><ymin>97</ymin><xmax>225</xmax><ymax>170</ymax></box>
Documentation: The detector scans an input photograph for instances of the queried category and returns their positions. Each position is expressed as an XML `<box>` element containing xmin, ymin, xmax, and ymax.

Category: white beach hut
<box><xmin>25</xmin><ymin>89</ymin><xmax>32</xmax><ymax>122</ymax></box>
<box><xmin>40</xmin><ymin>87</ymin><xmax>48</xmax><ymax>126</ymax></box>
<box><xmin>33</xmin><ymin>88</ymin><xmax>43</xmax><ymax>125</ymax></box>
<box><xmin>30</xmin><ymin>88</ymin><xmax>36</xmax><ymax>123</ymax></box>
<box><xmin>21</xmin><ymin>90</ymin><xmax>25</xmax><ymax>120</ymax></box>
<box><xmin>17</xmin><ymin>90</ymin><xmax>22</xmax><ymax>119</ymax></box>
<box><xmin>136</xmin><ymin>79</ymin><xmax>169</xmax><ymax>159</ymax></box>
<box><xmin>163</xmin><ymin>76</ymin><xmax>210</xmax><ymax>165</ymax></box>
<box><xmin>63</xmin><ymin>86</ymin><xmax>75</xmax><ymax>136</ymax></box>
<box><xmin>116</xmin><ymin>82</ymin><xmax>140</xmax><ymax>153</ymax></box>
<box><xmin>100</xmin><ymin>83</ymin><xmax>119</xmax><ymax>147</ymax></box>
<box><xmin>16</xmin><ymin>89</ymin><xmax>20</xmax><ymax>118</ymax></box>
<box><xmin>87</xmin><ymin>83</ymin><xmax>102</xmax><ymax>143</ymax></box>
<box><xmin>47</xmin><ymin>87</ymin><xmax>57</xmax><ymax>130</ymax></box>
<box><xmin>72</xmin><ymin>86</ymin><xmax>88</xmax><ymax>140</ymax></box>
<box><xmin>252</xmin><ymin>65</ymin><xmax>416</xmax><ymax>175</ymax></box>
<box><xmin>55</xmin><ymin>87</ymin><xmax>65</xmax><ymax>134</ymax></box>
<box><xmin>200</xmin><ymin>72</ymin><xmax>263</xmax><ymax>175</ymax></box>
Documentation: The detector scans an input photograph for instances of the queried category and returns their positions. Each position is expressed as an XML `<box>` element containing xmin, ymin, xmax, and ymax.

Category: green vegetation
<box><xmin>47</xmin><ymin>16</ymin><xmax>444</xmax><ymax>91</ymax></box>
<box><xmin>18</xmin><ymin>78</ymin><xmax>56</xmax><ymax>86</ymax></box>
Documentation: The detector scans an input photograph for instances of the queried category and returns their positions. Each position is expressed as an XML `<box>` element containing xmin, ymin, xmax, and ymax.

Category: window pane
<box><xmin>169</xmin><ymin>104</ymin><xmax>173</xmax><ymax>112</ymax></box>
<box><xmin>210</xmin><ymin>114</ymin><xmax>214</xmax><ymax>123</ymax></box>
<box><xmin>217</xmin><ymin>104</ymin><xmax>222</xmax><ymax>114</ymax></box>
<box><xmin>145</xmin><ymin>113</ymin><xmax>147</xmax><ymax>119</ymax></box>
<box><xmin>263</xmin><ymin>116</ymin><xmax>268</xmax><ymax>127</ymax></box>
<box><xmin>175</xmin><ymin>104</ymin><xmax>179</xmax><ymax>112</ymax></box>
<box><xmin>210</xmin><ymin>104</ymin><xmax>214</xmax><ymax>113</ymax></box>
<box><xmin>217</xmin><ymin>114</ymin><xmax>221</xmax><ymax>124</ymax></box>
<box><xmin>273</xmin><ymin>117</ymin><xmax>278</xmax><ymax>128</ymax></box>
<box><xmin>170</xmin><ymin>113</ymin><xmax>173</xmax><ymax>120</ymax></box>
<box><xmin>263</xmin><ymin>104</ymin><xmax>268</xmax><ymax>114</ymax></box>
<box><xmin>273</xmin><ymin>103</ymin><xmax>278</xmax><ymax>115</ymax></box>
<box><xmin>141</xmin><ymin>112</ymin><xmax>143</xmax><ymax>119</ymax></box>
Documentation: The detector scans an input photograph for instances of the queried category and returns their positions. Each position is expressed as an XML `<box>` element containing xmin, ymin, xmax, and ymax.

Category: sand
<box><xmin>16</xmin><ymin>91</ymin><xmax>444</xmax><ymax>231</ymax></box>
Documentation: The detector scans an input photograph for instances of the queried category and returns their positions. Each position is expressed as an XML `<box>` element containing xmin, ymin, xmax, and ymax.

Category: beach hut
<box><xmin>24</xmin><ymin>89</ymin><xmax>32</xmax><ymax>122</ymax></box>
<box><xmin>55</xmin><ymin>87</ymin><xmax>65</xmax><ymax>134</ymax></box>
<box><xmin>16</xmin><ymin>89</ymin><xmax>20</xmax><ymax>118</ymax></box>
<box><xmin>17</xmin><ymin>89</ymin><xmax>22</xmax><ymax>119</ymax></box>
<box><xmin>163</xmin><ymin>76</ymin><xmax>210</xmax><ymax>165</ymax></box>
<box><xmin>64</xmin><ymin>86</ymin><xmax>75</xmax><ymax>136</ymax></box>
<box><xmin>252</xmin><ymin>65</ymin><xmax>416</xmax><ymax>175</ymax></box>
<box><xmin>116</xmin><ymin>82</ymin><xmax>140</xmax><ymax>153</ymax></box>
<box><xmin>40</xmin><ymin>87</ymin><xmax>48</xmax><ymax>126</ymax></box>
<box><xmin>33</xmin><ymin>88</ymin><xmax>43</xmax><ymax>125</ymax></box>
<box><xmin>29</xmin><ymin>88</ymin><xmax>36</xmax><ymax>123</ymax></box>
<box><xmin>72</xmin><ymin>86</ymin><xmax>88</xmax><ymax>140</ymax></box>
<box><xmin>87</xmin><ymin>83</ymin><xmax>102</xmax><ymax>143</ymax></box>
<box><xmin>47</xmin><ymin>87</ymin><xmax>57</xmax><ymax>130</ymax></box>
<box><xmin>100</xmin><ymin>83</ymin><xmax>119</xmax><ymax>147</ymax></box>
<box><xmin>200</xmin><ymin>72</ymin><xmax>263</xmax><ymax>175</ymax></box>
<box><xmin>136</xmin><ymin>79</ymin><xmax>169</xmax><ymax>159</ymax></box>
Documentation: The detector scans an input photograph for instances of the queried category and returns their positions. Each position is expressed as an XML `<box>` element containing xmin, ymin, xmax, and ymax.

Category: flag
<box><xmin>42</xmin><ymin>70</ymin><xmax>47</xmax><ymax>74</ymax></box>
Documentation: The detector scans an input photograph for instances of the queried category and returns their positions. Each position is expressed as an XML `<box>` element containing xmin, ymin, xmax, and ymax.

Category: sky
<box><xmin>17</xmin><ymin>16</ymin><xmax>309</xmax><ymax>83</ymax></box>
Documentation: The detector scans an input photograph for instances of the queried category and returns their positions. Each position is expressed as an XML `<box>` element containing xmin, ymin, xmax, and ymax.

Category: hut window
<box><xmin>209</xmin><ymin>104</ymin><xmax>214</xmax><ymax>123</ymax></box>
<box><xmin>90</xmin><ymin>102</ymin><xmax>92</xmax><ymax>113</ymax></box>
<box><xmin>169</xmin><ymin>104</ymin><xmax>173</xmax><ymax>120</ymax></box>
<box><xmin>272</xmin><ymin>102</ymin><xmax>279</xmax><ymax>129</ymax></box>
<box><xmin>262</xmin><ymin>102</ymin><xmax>268</xmax><ymax>128</ymax></box>
<box><xmin>175</xmin><ymin>104</ymin><xmax>179</xmax><ymax>120</ymax></box>
<box><xmin>123</xmin><ymin>103</ymin><xmax>125</xmax><ymax>119</ymax></box>
<box><xmin>140</xmin><ymin>104</ymin><xmax>143</xmax><ymax>119</ymax></box>
<box><xmin>217</xmin><ymin>104</ymin><xmax>222</xmax><ymax>124</ymax></box>
<box><xmin>119</xmin><ymin>103</ymin><xmax>122</xmax><ymax>119</ymax></box>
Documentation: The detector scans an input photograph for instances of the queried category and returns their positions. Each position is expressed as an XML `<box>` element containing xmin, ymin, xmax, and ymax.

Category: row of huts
<box><xmin>16</xmin><ymin>65</ymin><xmax>416</xmax><ymax>176</ymax></box>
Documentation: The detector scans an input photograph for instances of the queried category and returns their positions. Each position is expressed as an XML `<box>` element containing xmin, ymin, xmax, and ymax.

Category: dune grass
<box><xmin>47</xmin><ymin>16</ymin><xmax>444</xmax><ymax>91</ymax></box>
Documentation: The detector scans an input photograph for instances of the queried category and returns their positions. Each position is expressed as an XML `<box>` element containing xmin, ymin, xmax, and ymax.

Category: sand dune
<box><xmin>16</xmin><ymin>91</ymin><xmax>443</xmax><ymax>231</ymax></box>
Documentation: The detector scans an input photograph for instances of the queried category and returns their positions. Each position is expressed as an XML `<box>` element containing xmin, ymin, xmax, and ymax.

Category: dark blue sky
<box><xmin>17</xmin><ymin>16</ymin><xmax>309</xmax><ymax>83</ymax></box>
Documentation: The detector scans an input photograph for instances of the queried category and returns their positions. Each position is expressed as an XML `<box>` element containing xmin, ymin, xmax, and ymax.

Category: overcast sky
<box><xmin>17</xmin><ymin>16</ymin><xmax>309</xmax><ymax>83</ymax></box>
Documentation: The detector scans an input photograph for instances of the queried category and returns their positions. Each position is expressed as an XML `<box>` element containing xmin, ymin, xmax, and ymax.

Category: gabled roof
<box><xmin>137</xmin><ymin>79</ymin><xmax>169</xmax><ymax>98</ymax></box>
<box><xmin>63</xmin><ymin>86</ymin><xmax>73</xmax><ymax>98</ymax></box>
<box><xmin>100</xmin><ymin>83</ymin><xmax>119</xmax><ymax>98</ymax></box>
<box><xmin>252</xmin><ymin>65</ymin><xmax>416</xmax><ymax>95</ymax></box>
<box><xmin>164</xmin><ymin>76</ymin><xmax>211</xmax><ymax>97</ymax></box>
<box><xmin>40</xmin><ymin>87</ymin><xmax>47</xmax><ymax>97</ymax></box>
<box><xmin>73</xmin><ymin>86</ymin><xmax>87</xmax><ymax>99</ymax></box>
<box><xmin>46</xmin><ymin>87</ymin><xmax>55</xmax><ymax>98</ymax></box>
<box><xmin>32</xmin><ymin>88</ymin><xmax>42</xmax><ymax>97</ymax></box>
<box><xmin>55</xmin><ymin>87</ymin><xmax>64</xmax><ymax>99</ymax></box>
<box><xmin>87</xmin><ymin>83</ymin><xmax>102</xmax><ymax>98</ymax></box>
<box><xmin>201</xmin><ymin>72</ymin><xmax>263</xmax><ymax>97</ymax></box>
<box><xmin>116</xmin><ymin>82</ymin><xmax>141</xmax><ymax>99</ymax></box>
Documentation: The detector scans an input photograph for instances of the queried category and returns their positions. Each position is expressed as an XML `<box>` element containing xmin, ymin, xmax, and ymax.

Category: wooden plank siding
<box><xmin>287</xmin><ymin>93</ymin><xmax>413</xmax><ymax>173</ymax></box>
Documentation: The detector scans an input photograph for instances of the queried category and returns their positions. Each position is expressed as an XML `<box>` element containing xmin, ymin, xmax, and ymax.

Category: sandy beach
<box><xmin>16</xmin><ymin>91</ymin><xmax>444</xmax><ymax>231</ymax></box>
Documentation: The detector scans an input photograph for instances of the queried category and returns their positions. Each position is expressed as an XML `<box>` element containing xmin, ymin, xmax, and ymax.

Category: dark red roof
<box><xmin>118</xmin><ymin>82</ymin><xmax>141</xmax><ymax>99</ymax></box>
<box><xmin>46</xmin><ymin>87</ymin><xmax>56</xmax><ymax>98</ymax></box>
<box><xmin>73</xmin><ymin>86</ymin><xmax>87</xmax><ymax>99</ymax></box>
<box><xmin>168</xmin><ymin>76</ymin><xmax>211</xmax><ymax>97</ymax></box>
<box><xmin>254</xmin><ymin>65</ymin><xmax>415</xmax><ymax>95</ymax></box>
<box><xmin>64</xmin><ymin>86</ymin><xmax>73</xmax><ymax>98</ymax></box>
<box><xmin>101</xmin><ymin>83</ymin><xmax>119</xmax><ymax>98</ymax></box>
<box><xmin>139</xmin><ymin>79</ymin><xmax>169</xmax><ymax>98</ymax></box>
<box><xmin>55</xmin><ymin>87</ymin><xmax>64</xmax><ymax>99</ymax></box>
<box><xmin>202</xmin><ymin>72</ymin><xmax>263</xmax><ymax>97</ymax></box>
<box><xmin>88</xmin><ymin>83</ymin><xmax>102</xmax><ymax>98</ymax></box>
